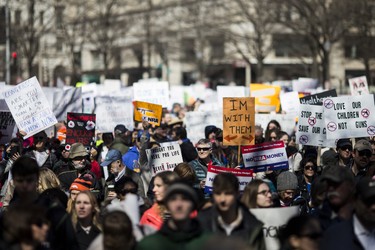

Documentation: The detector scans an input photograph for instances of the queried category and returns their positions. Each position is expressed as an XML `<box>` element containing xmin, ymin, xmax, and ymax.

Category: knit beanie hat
<box><xmin>164</xmin><ymin>182</ymin><xmax>198</xmax><ymax>209</ymax></box>
<box><xmin>69</xmin><ymin>178</ymin><xmax>92</xmax><ymax>191</ymax></box>
<box><xmin>277</xmin><ymin>171</ymin><xmax>298</xmax><ymax>191</ymax></box>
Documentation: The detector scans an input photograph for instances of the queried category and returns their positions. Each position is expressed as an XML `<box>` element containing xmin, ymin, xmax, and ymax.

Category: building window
<box><xmin>181</xmin><ymin>38</ymin><xmax>195</xmax><ymax>61</ymax></box>
<box><xmin>210</xmin><ymin>38</ymin><xmax>225</xmax><ymax>59</ymax></box>
<box><xmin>15</xmin><ymin>10</ymin><xmax>21</xmax><ymax>25</ymax></box>
<box><xmin>39</xmin><ymin>11</ymin><xmax>44</xmax><ymax>26</ymax></box>
<box><xmin>273</xmin><ymin>34</ymin><xmax>310</xmax><ymax>57</ymax></box>
<box><xmin>55</xmin><ymin>6</ymin><xmax>64</xmax><ymax>30</ymax></box>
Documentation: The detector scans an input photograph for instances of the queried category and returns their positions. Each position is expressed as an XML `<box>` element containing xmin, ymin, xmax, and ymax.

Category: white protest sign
<box><xmin>1</xmin><ymin>77</ymin><xmax>57</xmax><ymax>138</ymax></box>
<box><xmin>255</xmin><ymin>114</ymin><xmax>296</xmax><ymax>136</ymax></box>
<box><xmin>292</xmin><ymin>77</ymin><xmax>318</xmax><ymax>92</ymax></box>
<box><xmin>53</xmin><ymin>87</ymin><xmax>82</xmax><ymax>121</ymax></box>
<box><xmin>94</xmin><ymin>96</ymin><xmax>134</xmax><ymax>133</ymax></box>
<box><xmin>217</xmin><ymin>86</ymin><xmax>246</xmax><ymax>107</ymax></box>
<box><xmin>349</xmin><ymin>76</ymin><xmax>369</xmax><ymax>96</ymax></box>
<box><xmin>251</xmin><ymin>206</ymin><xmax>299</xmax><ymax>250</ymax></box>
<box><xmin>323</xmin><ymin>95</ymin><xmax>375</xmax><ymax>139</ymax></box>
<box><xmin>103</xmin><ymin>79</ymin><xmax>122</xmax><ymax>92</ymax></box>
<box><xmin>169</xmin><ymin>85</ymin><xmax>186</xmax><ymax>109</ymax></box>
<box><xmin>146</xmin><ymin>144</ymin><xmax>183</xmax><ymax>176</ymax></box>
<box><xmin>81</xmin><ymin>83</ymin><xmax>97</xmax><ymax>113</ymax></box>
<box><xmin>204</xmin><ymin>166</ymin><xmax>253</xmax><ymax>194</ymax></box>
<box><xmin>133</xmin><ymin>80</ymin><xmax>169</xmax><ymax>108</ymax></box>
<box><xmin>0</xmin><ymin>111</ymin><xmax>16</xmax><ymax>144</ymax></box>
<box><xmin>242</xmin><ymin>141</ymin><xmax>289</xmax><ymax>172</ymax></box>
<box><xmin>296</xmin><ymin>104</ymin><xmax>335</xmax><ymax>147</ymax></box>
<box><xmin>280</xmin><ymin>91</ymin><xmax>300</xmax><ymax>115</ymax></box>
<box><xmin>184</xmin><ymin>110</ymin><xmax>223</xmax><ymax>144</ymax></box>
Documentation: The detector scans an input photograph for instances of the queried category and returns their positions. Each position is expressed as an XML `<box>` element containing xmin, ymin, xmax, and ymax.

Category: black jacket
<box><xmin>75</xmin><ymin>223</ymin><xmax>101</xmax><ymax>250</ymax></box>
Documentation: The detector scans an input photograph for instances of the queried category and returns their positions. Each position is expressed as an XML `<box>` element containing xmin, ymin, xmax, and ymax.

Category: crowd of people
<box><xmin>0</xmin><ymin>102</ymin><xmax>374</xmax><ymax>250</ymax></box>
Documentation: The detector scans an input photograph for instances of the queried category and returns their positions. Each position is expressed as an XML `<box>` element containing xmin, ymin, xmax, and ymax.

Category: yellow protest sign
<box><xmin>223</xmin><ymin>97</ymin><xmax>255</xmax><ymax>146</ymax></box>
<box><xmin>250</xmin><ymin>84</ymin><xmax>281</xmax><ymax>113</ymax></box>
<box><xmin>134</xmin><ymin>101</ymin><xmax>162</xmax><ymax>126</ymax></box>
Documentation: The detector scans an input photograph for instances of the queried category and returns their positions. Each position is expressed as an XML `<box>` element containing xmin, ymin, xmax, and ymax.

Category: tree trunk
<box><xmin>321</xmin><ymin>49</ymin><xmax>330</xmax><ymax>89</ymax></box>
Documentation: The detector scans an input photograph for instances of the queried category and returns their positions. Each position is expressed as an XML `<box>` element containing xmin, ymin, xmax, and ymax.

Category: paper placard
<box><xmin>299</xmin><ymin>89</ymin><xmax>337</xmax><ymax>106</ymax></box>
<box><xmin>223</xmin><ymin>97</ymin><xmax>255</xmax><ymax>146</ymax></box>
<box><xmin>349</xmin><ymin>76</ymin><xmax>369</xmax><ymax>96</ymax></box>
<box><xmin>255</xmin><ymin>114</ymin><xmax>297</xmax><ymax>136</ymax></box>
<box><xmin>204</xmin><ymin>165</ymin><xmax>253</xmax><ymax>194</ymax></box>
<box><xmin>251</xmin><ymin>206</ymin><xmax>299</xmax><ymax>250</ymax></box>
<box><xmin>280</xmin><ymin>91</ymin><xmax>300</xmax><ymax>115</ymax></box>
<box><xmin>242</xmin><ymin>141</ymin><xmax>289</xmax><ymax>172</ymax></box>
<box><xmin>323</xmin><ymin>94</ymin><xmax>375</xmax><ymax>139</ymax></box>
<box><xmin>0</xmin><ymin>111</ymin><xmax>16</xmax><ymax>144</ymax></box>
<box><xmin>146</xmin><ymin>144</ymin><xmax>183</xmax><ymax>176</ymax></box>
<box><xmin>250</xmin><ymin>84</ymin><xmax>281</xmax><ymax>112</ymax></box>
<box><xmin>292</xmin><ymin>77</ymin><xmax>318</xmax><ymax>92</ymax></box>
<box><xmin>53</xmin><ymin>87</ymin><xmax>82</xmax><ymax>121</ymax></box>
<box><xmin>66</xmin><ymin>112</ymin><xmax>96</xmax><ymax>147</ymax></box>
<box><xmin>1</xmin><ymin>77</ymin><xmax>57</xmax><ymax>138</ymax></box>
<box><xmin>217</xmin><ymin>86</ymin><xmax>246</xmax><ymax>107</ymax></box>
<box><xmin>133</xmin><ymin>80</ymin><xmax>169</xmax><ymax>108</ymax></box>
<box><xmin>134</xmin><ymin>101</ymin><xmax>162</xmax><ymax>126</ymax></box>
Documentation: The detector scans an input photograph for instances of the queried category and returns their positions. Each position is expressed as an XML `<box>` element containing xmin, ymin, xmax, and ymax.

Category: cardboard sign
<box><xmin>349</xmin><ymin>76</ymin><xmax>369</xmax><ymax>96</ymax></box>
<box><xmin>0</xmin><ymin>111</ymin><xmax>16</xmax><ymax>144</ymax></box>
<box><xmin>223</xmin><ymin>97</ymin><xmax>255</xmax><ymax>146</ymax></box>
<box><xmin>146</xmin><ymin>144</ymin><xmax>183</xmax><ymax>176</ymax></box>
<box><xmin>323</xmin><ymin>94</ymin><xmax>375</xmax><ymax>139</ymax></box>
<box><xmin>250</xmin><ymin>84</ymin><xmax>281</xmax><ymax>113</ymax></box>
<box><xmin>1</xmin><ymin>77</ymin><xmax>57</xmax><ymax>139</ymax></box>
<box><xmin>300</xmin><ymin>89</ymin><xmax>337</xmax><ymax>106</ymax></box>
<box><xmin>296</xmin><ymin>104</ymin><xmax>335</xmax><ymax>147</ymax></box>
<box><xmin>242</xmin><ymin>141</ymin><xmax>289</xmax><ymax>172</ymax></box>
<box><xmin>280</xmin><ymin>91</ymin><xmax>300</xmax><ymax>115</ymax></box>
<box><xmin>133</xmin><ymin>80</ymin><xmax>169</xmax><ymax>108</ymax></box>
<box><xmin>66</xmin><ymin>112</ymin><xmax>96</xmax><ymax>147</ymax></box>
<box><xmin>134</xmin><ymin>101</ymin><xmax>162</xmax><ymax>126</ymax></box>
<box><xmin>217</xmin><ymin>86</ymin><xmax>246</xmax><ymax>108</ymax></box>
<box><xmin>251</xmin><ymin>206</ymin><xmax>299</xmax><ymax>250</ymax></box>
<box><xmin>94</xmin><ymin>96</ymin><xmax>134</xmax><ymax>133</ymax></box>
<box><xmin>204</xmin><ymin>165</ymin><xmax>253</xmax><ymax>194</ymax></box>
<box><xmin>53</xmin><ymin>87</ymin><xmax>82</xmax><ymax>121</ymax></box>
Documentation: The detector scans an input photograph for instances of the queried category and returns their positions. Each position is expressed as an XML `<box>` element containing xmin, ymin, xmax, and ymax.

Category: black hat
<box><xmin>336</xmin><ymin>138</ymin><xmax>352</xmax><ymax>149</ymax></box>
<box><xmin>114</xmin><ymin>124</ymin><xmax>127</xmax><ymax>134</ymax></box>
<box><xmin>164</xmin><ymin>182</ymin><xmax>198</xmax><ymax>209</ymax></box>
<box><xmin>321</xmin><ymin>165</ymin><xmax>355</xmax><ymax>184</ymax></box>
<box><xmin>356</xmin><ymin>177</ymin><xmax>375</xmax><ymax>202</ymax></box>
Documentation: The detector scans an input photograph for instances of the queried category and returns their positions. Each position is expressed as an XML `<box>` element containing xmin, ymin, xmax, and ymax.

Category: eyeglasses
<box><xmin>72</xmin><ymin>156</ymin><xmax>86</xmax><ymax>161</ymax></box>
<box><xmin>340</xmin><ymin>146</ymin><xmax>352</xmax><ymax>151</ymax></box>
<box><xmin>304</xmin><ymin>165</ymin><xmax>315</xmax><ymax>170</ymax></box>
<box><xmin>358</xmin><ymin>150</ymin><xmax>372</xmax><ymax>158</ymax></box>
<box><xmin>258</xmin><ymin>190</ymin><xmax>271</xmax><ymax>196</ymax></box>
<box><xmin>197</xmin><ymin>147</ymin><xmax>211</xmax><ymax>152</ymax></box>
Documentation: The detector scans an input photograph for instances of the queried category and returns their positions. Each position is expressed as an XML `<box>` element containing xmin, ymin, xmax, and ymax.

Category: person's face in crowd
<box><xmin>118</xmin><ymin>182</ymin><xmax>138</xmax><ymax>201</ymax></box>
<box><xmin>355</xmin><ymin>196</ymin><xmax>375</xmax><ymax>230</ymax></box>
<box><xmin>171</xmin><ymin>131</ymin><xmax>178</xmax><ymax>141</ymax></box>
<box><xmin>304</xmin><ymin>162</ymin><xmax>315</xmax><ymax>178</ymax></box>
<box><xmin>70</xmin><ymin>190</ymin><xmax>80</xmax><ymax>201</ymax></box>
<box><xmin>154</xmin><ymin>127</ymin><xmax>168</xmax><ymax>138</ymax></box>
<box><xmin>255</xmin><ymin>127</ymin><xmax>263</xmax><ymax>138</ymax></box>
<box><xmin>62</xmin><ymin>148</ymin><xmax>70</xmax><ymax>159</ymax></box>
<box><xmin>213</xmin><ymin>191</ymin><xmax>237</xmax><ymax>212</ymax></box>
<box><xmin>370</xmin><ymin>144</ymin><xmax>375</xmax><ymax>162</ymax></box>
<box><xmin>109</xmin><ymin>160</ymin><xmax>122</xmax><ymax>175</ymax></box>
<box><xmin>280</xmin><ymin>135</ymin><xmax>289</xmax><ymax>146</ymax></box>
<box><xmin>153</xmin><ymin>176</ymin><xmax>166</xmax><ymax>202</ymax></box>
<box><xmin>173</xmin><ymin>104</ymin><xmax>181</xmax><ymax>114</ymax></box>
<box><xmin>13</xmin><ymin>174</ymin><xmax>38</xmax><ymax>196</ymax></box>
<box><xmin>268</xmin><ymin>122</ymin><xmax>278</xmax><ymax>131</ymax></box>
<box><xmin>72</xmin><ymin>156</ymin><xmax>86</xmax><ymax>170</ymax></box>
<box><xmin>75</xmin><ymin>193</ymin><xmax>93</xmax><ymax>220</ymax></box>
<box><xmin>289</xmin><ymin>219</ymin><xmax>322</xmax><ymax>250</ymax></box>
<box><xmin>196</xmin><ymin>143</ymin><xmax>212</xmax><ymax>160</ymax></box>
<box><xmin>167</xmin><ymin>194</ymin><xmax>194</xmax><ymax>221</ymax></box>
<box><xmin>279</xmin><ymin>189</ymin><xmax>296</xmax><ymax>204</ymax></box>
<box><xmin>257</xmin><ymin>183</ymin><xmax>273</xmax><ymax>208</ymax></box>
<box><xmin>178</xmin><ymin>109</ymin><xmax>186</xmax><ymax>119</ymax></box>
<box><xmin>352</xmin><ymin>149</ymin><xmax>371</xmax><ymax>169</ymax></box>
<box><xmin>338</xmin><ymin>144</ymin><xmax>352</xmax><ymax>160</ymax></box>
<box><xmin>6</xmin><ymin>142</ymin><xmax>19</xmax><ymax>155</ymax></box>
<box><xmin>163</xmin><ymin>114</ymin><xmax>172</xmax><ymax>124</ymax></box>
<box><xmin>270</xmin><ymin>131</ymin><xmax>277</xmax><ymax>142</ymax></box>
<box><xmin>326</xmin><ymin>180</ymin><xmax>353</xmax><ymax>208</ymax></box>
<box><xmin>31</xmin><ymin>221</ymin><xmax>49</xmax><ymax>244</ymax></box>
<box><xmin>34</xmin><ymin>136</ymin><xmax>46</xmax><ymax>151</ymax></box>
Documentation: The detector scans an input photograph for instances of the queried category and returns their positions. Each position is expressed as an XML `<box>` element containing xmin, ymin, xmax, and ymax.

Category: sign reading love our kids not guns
<box><xmin>66</xmin><ymin>112</ymin><xmax>96</xmax><ymax>147</ymax></box>
<box><xmin>133</xmin><ymin>101</ymin><xmax>162</xmax><ymax>126</ymax></box>
<box><xmin>323</xmin><ymin>94</ymin><xmax>375</xmax><ymax>140</ymax></box>
<box><xmin>242</xmin><ymin>141</ymin><xmax>289</xmax><ymax>172</ymax></box>
<box><xmin>204</xmin><ymin>165</ymin><xmax>253</xmax><ymax>194</ymax></box>
<box><xmin>223</xmin><ymin>97</ymin><xmax>255</xmax><ymax>146</ymax></box>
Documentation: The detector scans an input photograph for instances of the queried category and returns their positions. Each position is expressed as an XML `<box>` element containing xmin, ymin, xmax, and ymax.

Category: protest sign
<box><xmin>1</xmin><ymin>77</ymin><xmax>57</xmax><ymax>139</ymax></box>
<box><xmin>255</xmin><ymin>114</ymin><xmax>296</xmax><ymax>136</ymax></box>
<box><xmin>349</xmin><ymin>76</ymin><xmax>369</xmax><ymax>96</ymax></box>
<box><xmin>184</xmin><ymin>110</ymin><xmax>223</xmax><ymax>144</ymax></box>
<box><xmin>251</xmin><ymin>206</ymin><xmax>299</xmax><ymax>250</ymax></box>
<box><xmin>146</xmin><ymin>144</ymin><xmax>183</xmax><ymax>176</ymax></box>
<box><xmin>223</xmin><ymin>97</ymin><xmax>255</xmax><ymax>146</ymax></box>
<box><xmin>0</xmin><ymin>99</ymin><xmax>8</xmax><ymax>110</ymax></box>
<box><xmin>0</xmin><ymin>111</ymin><xmax>16</xmax><ymax>144</ymax></box>
<box><xmin>66</xmin><ymin>112</ymin><xmax>96</xmax><ymax>147</ymax></box>
<box><xmin>242</xmin><ymin>141</ymin><xmax>289</xmax><ymax>172</ymax></box>
<box><xmin>94</xmin><ymin>96</ymin><xmax>134</xmax><ymax>133</ymax></box>
<box><xmin>103</xmin><ymin>79</ymin><xmax>122</xmax><ymax>92</ymax></box>
<box><xmin>204</xmin><ymin>165</ymin><xmax>253</xmax><ymax>194</ymax></box>
<box><xmin>133</xmin><ymin>80</ymin><xmax>169</xmax><ymax>108</ymax></box>
<box><xmin>133</xmin><ymin>101</ymin><xmax>162</xmax><ymax>126</ymax></box>
<box><xmin>81</xmin><ymin>83</ymin><xmax>98</xmax><ymax>114</ymax></box>
<box><xmin>217</xmin><ymin>86</ymin><xmax>246</xmax><ymax>108</ymax></box>
<box><xmin>299</xmin><ymin>89</ymin><xmax>337</xmax><ymax>106</ymax></box>
<box><xmin>250</xmin><ymin>84</ymin><xmax>281</xmax><ymax>112</ymax></box>
<box><xmin>53</xmin><ymin>87</ymin><xmax>82</xmax><ymax>121</ymax></box>
<box><xmin>296</xmin><ymin>104</ymin><xmax>335</xmax><ymax>147</ymax></box>
<box><xmin>323</xmin><ymin>94</ymin><xmax>375</xmax><ymax>139</ymax></box>
<box><xmin>280</xmin><ymin>91</ymin><xmax>300</xmax><ymax>115</ymax></box>
<box><xmin>292</xmin><ymin>77</ymin><xmax>318</xmax><ymax>92</ymax></box>
<box><xmin>169</xmin><ymin>85</ymin><xmax>186</xmax><ymax>109</ymax></box>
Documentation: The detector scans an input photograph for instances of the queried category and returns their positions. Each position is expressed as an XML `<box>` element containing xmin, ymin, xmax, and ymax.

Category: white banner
<box><xmin>280</xmin><ymin>91</ymin><xmax>300</xmax><ymax>115</ymax></box>
<box><xmin>323</xmin><ymin>95</ymin><xmax>375</xmax><ymax>139</ymax></box>
<box><xmin>255</xmin><ymin>114</ymin><xmax>297</xmax><ymax>136</ymax></box>
<box><xmin>1</xmin><ymin>77</ymin><xmax>57</xmax><ymax>138</ymax></box>
<box><xmin>133</xmin><ymin>80</ymin><xmax>169</xmax><ymax>108</ymax></box>
<box><xmin>217</xmin><ymin>86</ymin><xmax>246</xmax><ymax>108</ymax></box>
<box><xmin>53</xmin><ymin>87</ymin><xmax>82</xmax><ymax>121</ymax></box>
<box><xmin>146</xmin><ymin>144</ymin><xmax>183</xmax><ymax>176</ymax></box>
<box><xmin>349</xmin><ymin>76</ymin><xmax>369</xmax><ymax>96</ymax></box>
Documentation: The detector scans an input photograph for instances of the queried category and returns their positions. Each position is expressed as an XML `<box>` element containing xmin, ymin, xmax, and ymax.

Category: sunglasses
<box><xmin>197</xmin><ymin>147</ymin><xmax>211</xmax><ymax>152</ymax></box>
<box><xmin>258</xmin><ymin>190</ymin><xmax>271</xmax><ymax>196</ymax></box>
<box><xmin>72</xmin><ymin>156</ymin><xmax>86</xmax><ymax>161</ymax></box>
<box><xmin>340</xmin><ymin>146</ymin><xmax>352</xmax><ymax>151</ymax></box>
<box><xmin>358</xmin><ymin>150</ymin><xmax>372</xmax><ymax>158</ymax></box>
<box><xmin>304</xmin><ymin>165</ymin><xmax>315</xmax><ymax>170</ymax></box>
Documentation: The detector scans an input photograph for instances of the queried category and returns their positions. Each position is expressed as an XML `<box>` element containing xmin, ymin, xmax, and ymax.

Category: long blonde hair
<box><xmin>71</xmin><ymin>191</ymin><xmax>102</xmax><ymax>231</ymax></box>
<box><xmin>37</xmin><ymin>167</ymin><xmax>61</xmax><ymax>193</ymax></box>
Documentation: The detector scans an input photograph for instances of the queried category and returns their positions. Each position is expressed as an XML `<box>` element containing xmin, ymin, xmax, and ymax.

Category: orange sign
<box><xmin>223</xmin><ymin>97</ymin><xmax>255</xmax><ymax>146</ymax></box>
<box><xmin>134</xmin><ymin>101</ymin><xmax>162</xmax><ymax>126</ymax></box>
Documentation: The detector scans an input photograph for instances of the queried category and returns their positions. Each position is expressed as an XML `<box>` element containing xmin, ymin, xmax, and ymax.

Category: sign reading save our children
<box><xmin>242</xmin><ymin>141</ymin><xmax>289</xmax><ymax>172</ymax></box>
<box><xmin>1</xmin><ymin>77</ymin><xmax>57</xmax><ymax>139</ymax></box>
<box><xmin>323</xmin><ymin>95</ymin><xmax>375</xmax><ymax>139</ymax></box>
<box><xmin>146</xmin><ymin>144</ymin><xmax>183</xmax><ymax>176</ymax></box>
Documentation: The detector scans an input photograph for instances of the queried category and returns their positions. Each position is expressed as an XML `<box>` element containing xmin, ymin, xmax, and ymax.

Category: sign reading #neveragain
<box><xmin>299</xmin><ymin>89</ymin><xmax>337</xmax><ymax>106</ymax></box>
<box><xmin>0</xmin><ymin>111</ymin><xmax>16</xmax><ymax>144</ymax></box>
<box><xmin>296</xmin><ymin>104</ymin><xmax>335</xmax><ymax>147</ymax></box>
<box><xmin>323</xmin><ymin>95</ymin><xmax>375</xmax><ymax>139</ymax></box>
<box><xmin>223</xmin><ymin>97</ymin><xmax>255</xmax><ymax>146</ymax></box>
<box><xmin>242</xmin><ymin>141</ymin><xmax>289</xmax><ymax>172</ymax></box>
<box><xmin>1</xmin><ymin>76</ymin><xmax>57</xmax><ymax>139</ymax></box>
<box><xmin>66</xmin><ymin>112</ymin><xmax>96</xmax><ymax>147</ymax></box>
<box><xmin>349</xmin><ymin>76</ymin><xmax>369</xmax><ymax>96</ymax></box>
<box><xmin>146</xmin><ymin>144</ymin><xmax>183</xmax><ymax>176</ymax></box>
<box><xmin>204</xmin><ymin>165</ymin><xmax>253</xmax><ymax>194</ymax></box>
<box><xmin>134</xmin><ymin>100</ymin><xmax>162</xmax><ymax>126</ymax></box>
